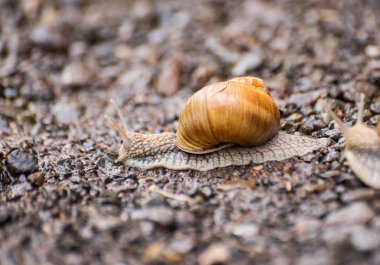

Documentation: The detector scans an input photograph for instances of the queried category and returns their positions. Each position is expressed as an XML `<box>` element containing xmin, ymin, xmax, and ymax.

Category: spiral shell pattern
<box><xmin>176</xmin><ymin>77</ymin><xmax>280</xmax><ymax>153</ymax></box>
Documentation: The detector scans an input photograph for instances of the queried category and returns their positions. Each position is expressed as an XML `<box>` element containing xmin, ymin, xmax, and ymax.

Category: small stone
<box><xmin>323</xmin><ymin>149</ymin><xmax>340</xmax><ymax>162</ymax></box>
<box><xmin>285</xmin><ymin>181</ymin><xmax>292</xmax><ymax>192</ymax></box>
<box><xmin>131</xmin><ymin>206</ymin><xmax>175</xmax><ymax>226</ymax></box>
<box><xmin>135</xmin><ymin>44</ymin><xmax>160</xmax><ymax>64</ymax></box>
<box><xmin>341</xmin><ymin>189</ymin><xmax>377</xmax><ymax>203</ymax></box>
<box><xmin>113</xmin><ymin>44</ymin><xmax>134</xmax><ymax>60</ymax></box>
<box><xmin>52</xmin><ymin>100</ymin><xmax>82</xmax><ymax>124</ymax></box>
<box><xmin>4</xmin><ymin>87</ymin><xmax>18</xmax><ymax>98</ymax></box>
<box><xmin>325</xmin><ymin>202</ymin><xmax>375</xmax><ymax>226</ymax></box>
<box><xmin>322</xmin><ymin>226</ymin><xmax>351</xmax><ymax>245</ymax></box>
<box><xmin>324</xmin><ymin>129</ymin><xmax>341</xmax><ymax>141</ymax></box>
<box><xmin>320</xmin><ymin>170</ymin><xmax>340</xmax><ymax>179</ymax></box>
<box><xmin>368</xmin><ymin>60</ymin><xmax>380</xmax><ymax>70</ymax></box>
<box><xmin>287</xmin><ymin>113</ymin><xmax>303</xmax><ymax>122</ymax></box>
<box><xmin>232</xmin><ymin>52</ymin><xmax>263</xmax><ymax>76</ymax></box>
<box><xmin>117</xmin><ymin>67</ymin><xmax>153</xmax><ymax>90</ymax></box>
<box><xmin>370</xmin><ymin>115</ymin><xmax>380</xmax><ymax>125</ymax></box>
<box><xmin>69</xmin><ymin>41</ymin><xmax>88</xmax><ymax>58</ymax></box>
<box><xmin>169</xmin><ymin>234</ymin><xmax>195</xmax><ymax>254</ymax></box>
<box><xmin>294</xmin><ymin>217</ymin><xmax>322</xmax><ymax>238</ymax></box>
<box><xmin>299</xmin><ymin>117</ymin><xmax>326</xmax><ymax>134</ymax></box>
<box><xmin>90</xmin><ymin>215</ymin><xmax>122</xmax><ymax>231</ymax></box>
<box><xmin>22</xmin><ymin>0</ymin><xmax>42</xmax><ymax>18</ymax></box>
<box><xmin>350</xmin><ymin>226</ymin><xmax>380</xmax><ymax>251</ymax></box>
<box><xmin>191</xmin><ymin>64</ymin><xmax>215</xmax><ymax>89</ymax></box>
<box><xmin>370</xmin><ymin>102</ymin><xmax>380</xmax><ymax>114</ymax></box>
<box><xmin>227</xmin><ymin>223</ymin><xmax>259</xmax><ymax>240</ymax></box>
<box><xmin>283</xmin><ymin>163</ymin><xmax>292</xmax><ymax>173</ymax></box>
<box><xmin>140</xmin><ymin>193</ymin><xmax>166</xmax><ymax>207</ymax></box>
<box><xmin>142</xmin><ymin>242</ymin><xmax>166</xmax><ymax>264</ymax></box>
<box><xmin>206</xmin><ymin>37</ymin><xmax>239</xmax><ymax>63</ymax></box>
<box><xmin>106</xmin><ymin>179</ymin><xmax>137</xmax><ymax>193</ymax></box>
<box><xmin>365</xmin><ymin>45</ymin><xmax>380</xmax><ymax>58</ymax></box>
<box><xmin>156</xmin><ymin>55</ymin><xmax>182</xmax><ymax>96</ymax></box>
<box><xmin>304</xmin><ymin>180</ymin><xmax>325</xmax><ymax>193</ymax></box>
<box><xmin>335</xmin><ymin>185</ymin><xmax>346</xmax><ymax>194</ymax></box>
<box><xmin>61</xmin><ymin>61</ymin><xmax>93</xmax><ymax>87</ymax></box>
<box><xmin>252</xmin><ymin>165</ymin><xmax>263</xmax><ymax>171</ymax></box>
<box><xmin>0</xmin><ymin>208</ymin><xmax>11</xmax><ymax>226</ymax></box>
<box><xmin>199</xmin><ymin>185</ymin><xmax>213</xmax><ymax>198</ymax></box>
<box><xmin>320</xmin><ymin>191</ymin><xmax>338</xmax><ymax>201</ymax></box>
<box><xmin>353</xmin><ymin>81</ymin><xmax>376</xmax><ymax>99</ymax></box>
<box><xmin>142</xmin><ymin>241</ymin><xmax>183</xmax><ymax>264</ymax></box>
<box><xmin>8</xmin><ymin>182</ymin><xmax>33</xmax><ymax>199</ymax></box>
<box><xmin>27</xmin><ymin>171</ymin><xmax>45</xmax><ymax>187</ymax></box>
<box><xmin>6</xmin><ymin>149</ymin><xmax>39</xmax><ymax>175</ymax></box>
<box><xmin>130</xmin><ymin>0</ymin><xmax>155</xmax><ymax>21</ymax></box>
<box><xmin>287</xmin><ymin>90</ymin><xmax>323</xmax><ymax>107</ymax></box>
<box><xmin>198</xmin><ymin>243</ymin><xmax>230</xmax><ymax>265</ymax></box>
<box><xmin>296</xmin><ymin>250</ymin><xmax>332</xmax><ymax>265</ymax></box>
<box><xmin>30</xmin><ymin>26</ymin><xmax>67</xmax><ymax>50</ymax></box>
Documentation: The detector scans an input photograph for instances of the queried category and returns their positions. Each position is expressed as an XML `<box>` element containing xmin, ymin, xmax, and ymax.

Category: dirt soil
<box><xmin>1</xmin><ymin>0</ymin><xmax>380</xmax><ymax>264</ymax></box>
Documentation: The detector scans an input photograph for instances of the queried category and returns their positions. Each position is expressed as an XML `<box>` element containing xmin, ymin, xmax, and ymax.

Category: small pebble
<box><xmin>232</xmin><ymin>52</ymin><xmax>263</xmax><ymax>76</ymax></box>
<box><xmin>27</xmin><ymin>171</ymin><xmax>45</xmax><ymax>187</ymax></box>
<box><xmin>370</xmin><ymin>115</ymin><xmax>380</xmax><ymax>125</ymax></box>
<box><xmin>320</xmin><ymin>191</ymin><xmax>338</xmax><ymax>202</ymax></box>
<box><xmin>61</xmin><ymin>61</ymin><xmax>93</xmax><ymax>87</ymax></box>
<box><xmin>300</xmin><ymin>117</ymin><xmax>325</xmax><ymax>134</ymax></box>
<box><xmin>142</xmin><ymin>242</ymin><xmax>166</xmax><ymax>264</ymax></box>
<box><xmin>140</xmin><ymin>193</ymin><xmax>166</xmax><ymax>207</ymax></box>
<box><xmin>320</xmin><ymin>170</ymin><xmax>340</xmax><ymax>179</ymax></box>
<box><xmin>365</xmin><ymin>45</ymin><xmax>380</xmax><ymax>58</ymax></box>
<box><xmin>228</xmin><ymin>223</ymin><xmax>259</xmax><ymax>240</ymax></box>
<box><xmin>198</xmin><ymin>243</ymin><xmax>230</xmax><ymax>265</ymax></box>
<box><xmin>296</xmin><ymin>250</ymin><xmax>332</xmax><ymax>265</ymax></box>
<box><xmin>370</xmin><ymin>102</ymin><xmax>380</xmax><ymax>114</ymax></box>
<box><xmin>191</xmin><ymin>64</ymin><xmax>215</xmax><ymax>89</ymax></box>
<box><xmin>8</xmin><ymin>182</ymin><xmax>33</xmax><ymax>199</ymax></box>
<box><xmin>322</xmin><ymin>226</ymin><xmax>351</xmax><ymax>245</ymax></box>
<box><xmin>130</xmin><ymin>206</ymin><xmax>175</xmax><ymax>226</ymax></box>
<box><xmin>287</xmin><ymin>90</ymin><xmax>323</xmax><ymax>106</ymax></box>
<box><xmin>350</xmin><ymin>226</ymin><xmax>380</xmax><ymax>251</ymax></box>
<box><xmin>199</xmin><ymin>185</ymin><xmax>213</xmax><ymax>198</ymax></box>
<box><xmin>341</xmin><ymin>189</ymin><xmax>377</xmax><ymax>203</ymax></box>
<box><xmin>324</xmin><ymin>129</ymin><xmax>341</xmax><ymax>141</ymax></box>
<box><xmin>294</xmin><ymin>217</ymin><xmax>322</xmax><ymax>238</ymax></box>
<box><xmin>6</xmin><ymin>149</ymin><xmax>39</xmax><ymax>175</ymax></box>
<box><xmin>30</xmin><ymin>25</ymin><xmax>67</xmax><ymax>50</ymax></box>
<box><xmin>4</xmin><ymin>87</ymin><xmax>18</xmax><ymax>98</ymax></box>
<box><xmin>323</xmin><ymin>149</ymin><xmax>340</xmax><ymax>162</ymax></box>
<box><xmin>0</xmin><ymin>208</ymin><xmax>11</xmax><ymax>226</ymax></box>
<box><xmin>325</xmin><ymin>202</ymin><xmax>375</xmax><ymax>226</ymax></box>
<box><xmin>287</xmin><ymin>113</ymin><xmax>303</xmax><ymax>122</ymax></box>
<box><xmin>52</xmin><ymin>100</ymin><xmax>82</xmax><ymax>124</ymax></box>
<box><xmin>156</xmin><ymin>55</ymin><xmax>182</xmax><ymax>96</ymax></box>
<box><xmin>69</xmin><ymin>41</ymin><xmax>88</xmax><ymax>58</ymax></box>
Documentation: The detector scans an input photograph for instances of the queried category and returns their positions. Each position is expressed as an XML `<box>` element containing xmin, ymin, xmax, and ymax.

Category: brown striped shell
<box><xmin>176</xmin><ymin>77</ymin><xmax>281</xmax><ymax>154</ymax></box>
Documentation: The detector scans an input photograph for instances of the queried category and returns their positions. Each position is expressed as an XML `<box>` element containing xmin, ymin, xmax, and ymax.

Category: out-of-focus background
<box><xmin>1</xmin><ymin>0</ymin><xmax>380</xmax><ymax>264</ymax></box>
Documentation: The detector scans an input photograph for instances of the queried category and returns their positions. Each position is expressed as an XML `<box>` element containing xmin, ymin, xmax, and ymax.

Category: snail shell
<box><xmin>326</xmin><ymin>95</ymin><xmax>380</xmax><ymax>189</ymax></box>
<box><xmin>176</xmin><ymin>77</ymin><xmax>280</xmax><ymax>153</ymax></box>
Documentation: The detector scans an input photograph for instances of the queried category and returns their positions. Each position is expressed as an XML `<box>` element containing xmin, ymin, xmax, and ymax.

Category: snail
<box><xmin>106</xmin><ymin>77</ymin><xmax>328</xmax><ymax>171</ymax></box>
<box><xmin>326</xmin><ymin>94</ymin><xmax>380</xmax><ymax>189</ymax></box>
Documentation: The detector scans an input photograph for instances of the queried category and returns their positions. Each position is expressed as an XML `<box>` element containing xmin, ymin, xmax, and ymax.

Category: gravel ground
<box><xmin>1</xmin><ymin>0</ymin><xmax>380</xmax><ymax>264</ymax></box>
